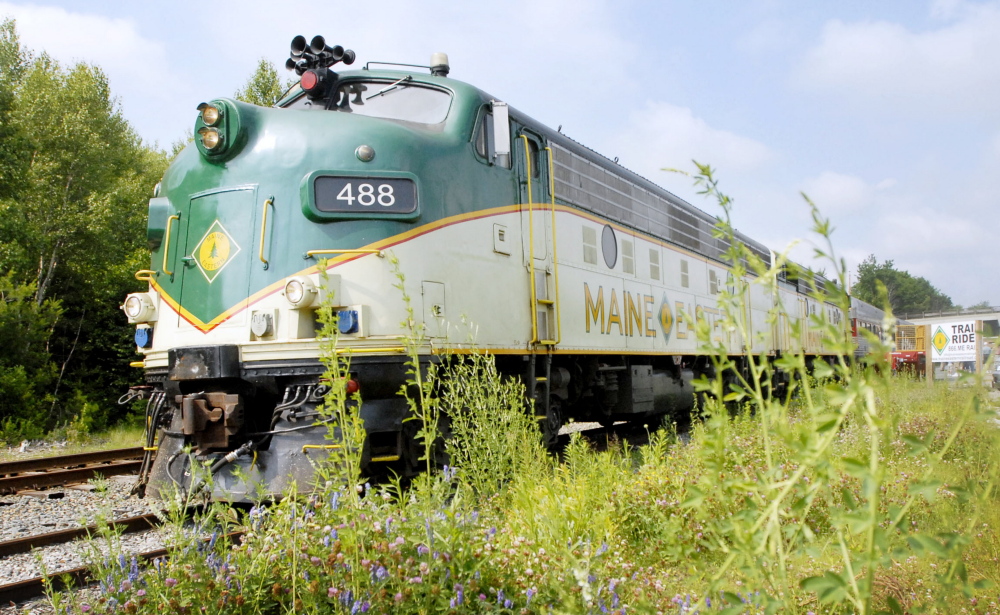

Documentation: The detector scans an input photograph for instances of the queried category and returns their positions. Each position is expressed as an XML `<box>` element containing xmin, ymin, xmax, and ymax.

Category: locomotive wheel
<box><xmin>541</xmin><ymin>399</ymin><xmax>563</xmax><ymax>448</ymax></box>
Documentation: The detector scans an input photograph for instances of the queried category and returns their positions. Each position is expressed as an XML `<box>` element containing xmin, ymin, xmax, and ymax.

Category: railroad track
<box><xmin>0</xmin><ymin>513</ymin><xmax>162</xmax><ymax>604</ymax></box>
<box><xmin>0</xmin><ymin>528</ymin><xmax>243</xmax><ymax>606</ymax></box>
<box><xmin>0</xmin><ymin>447</ymin><xmax>145</xmax><ymax>495</ymax></box>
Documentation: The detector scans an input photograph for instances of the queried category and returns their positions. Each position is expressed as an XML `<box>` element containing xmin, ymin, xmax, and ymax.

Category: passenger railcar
<box><xmin>125</xmin><ymin>37</ymin><xmax>845</xmax><ymax>500</ymax></box>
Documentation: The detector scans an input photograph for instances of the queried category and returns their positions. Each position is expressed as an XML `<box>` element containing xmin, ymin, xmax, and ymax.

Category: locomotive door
<box><xmin>517</xmin><ymin>131</ymin><xmax>559</xmax><ymax>345</ymax></box>
<box><xmin>171</xmin><ymin>187</ymin><xmax>258</xmax><ymax>329</ymax></box>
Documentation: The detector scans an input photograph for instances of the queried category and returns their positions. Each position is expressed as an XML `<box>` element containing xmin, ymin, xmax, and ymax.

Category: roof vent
<box><xmin>430</xmin><ymin>52</ymin><xmax>450</xmax><ymax>77</ymax></box>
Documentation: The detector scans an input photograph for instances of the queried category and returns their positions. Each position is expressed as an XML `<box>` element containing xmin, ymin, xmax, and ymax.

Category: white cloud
<box><xmin>0</xmin><ymin>2</ymin><xmax>188</xmax><ymax>148</ymax></box>
<box><xmin>0</xmin><ymin>4</ymin><xmax>168</xmax><ymax>86</ymax></box>
<box><xmin>609</xmin><ymin>101</ymin><xmax>773</xmax><ymax>183</ymax></box>
<box><xmin>799</xmin><ymin>171</ymin><xmax>897</xmax><ymax>215</ymax></box>
<box><xmin>795</xmin><ymin>4</ymin><xmax>1000</xmax><ymax>117</ymax></box>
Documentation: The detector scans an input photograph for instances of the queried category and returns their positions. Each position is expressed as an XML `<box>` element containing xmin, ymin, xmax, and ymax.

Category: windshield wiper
<box><xmin>366</xmin><ymin>76</ymin><xmax>412</xmax><ymax>100</ymax></box>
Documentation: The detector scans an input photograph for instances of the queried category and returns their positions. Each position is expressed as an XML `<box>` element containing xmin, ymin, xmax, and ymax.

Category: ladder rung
<box><xmin>535</xmin><ymin>415</ymin><xmax>547</xmax><ymax>421</ymax></box>
<box><xmin>537</xmin><ymin>299</ymin><xmax>555</xmax><ymax>305</ymax></box>
<box><xmin>535</xmin><ymin>377</ymin><xmax>548</xmax><ymax>382</ymax></box>
<box><xmin>539</xmin><ymin>340</ymin><xmax>557</xmax><ymax>345</ymax></box>
<box><xmin>370</xmin><ymin>455</ymin><xmax>400</xmax><ymax>463</ymax></box>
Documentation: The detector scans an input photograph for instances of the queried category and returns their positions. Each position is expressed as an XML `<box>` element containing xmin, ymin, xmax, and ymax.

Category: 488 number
<box><xmin>336</xmin><ymin>182</ymin><xmax>396</xmax><ymax>207</ymax></box>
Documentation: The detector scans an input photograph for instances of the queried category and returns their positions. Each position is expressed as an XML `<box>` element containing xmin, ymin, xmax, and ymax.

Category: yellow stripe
<box><xmin>153</xmin><ymin>202</ymin><xmax>738</xmax><ymax>334</ymax></box>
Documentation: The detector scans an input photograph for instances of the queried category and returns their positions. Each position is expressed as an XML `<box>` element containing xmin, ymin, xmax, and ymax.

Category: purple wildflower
<box><xmin>311</xmin><ymin>556</ymin><xmax>322</xmax><ymax>566</ymax></box>
<box><xmin>80</xmin><ymin>606</ymin><xmax>91</xmax><ymax>613</ymax></box>
<box><xmin>410</xmin><ymin>576</ymin><xmax>423</xmax><ymax>584</ymax></box>
<box><xmin>497</xmin><ymin>589</ymin><xmax>505</xmax><ymax>604</ymax></box>
<box><xmin>504</xmin><ymin>599</ymin><xmax>513</xmax><ymax>609</ymax></box>
<box><xmin>417</xmin><ymin>545</ymin><xmax>430</xmax><ymax>555</ymax></box>
<box><xmin>136</xmin><ymin>590</ymin><xmax>146</xmax><ymax>597</ymax></box>
<box><xmin>526</xmin><ymin>588</ymin><xmax>536</xmax><ymax>605</ymax></box>
<box><xmin>164</xmin><ymin>578</ymin><xmax>177</xmax><ymax>588</ymax></box>
<box><xmin>479</xmin><ymin>594</ymin><xmax>487</xmax><ymax>601</ymax></box>
<box><xmin>394</xmin><ymin>593</ymin><xmax>403</xmax><ymax>602</ymax></box>
<box><xmin>120</xmin><ymin>580</ymin><xmax>132</xmax><ymax>592</ymax></box>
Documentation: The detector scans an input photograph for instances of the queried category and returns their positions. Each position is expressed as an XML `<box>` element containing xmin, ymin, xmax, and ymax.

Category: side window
<box><xmin>709</xmin><ymin>269</ymin><xmax>719</xmax><ymax>295</ymax></box>
<box><xmin>680</xmin><ymin>259</ymin><xmax>689</xmax><ymax>288</ymax></box>
<box><xmin>474</xmin><ymin>108</ymin><xmax>493</xmax><ymax>159</ymax></box>
<box><xmin>649</xmin><ymin>248</ymin><xmax>660</xmax><ymax>280</ymax></box>
<box><xmin>474</xmin><ymin>105</ymin><xmax>512</xmax><ymax>169</ymax></box>
<box><xmin>528</xmin><ymin>139</ymin><xmax>540</xmax><ymax>178</ymax></box>
<box><xmin>582</xmin><ymin>226</ymin><xmax>598</xmax><ymax>265</ymax></box>
<box><xmin>622</xmin><ymin>240</ymin><xmax>634</xmax><ymax>275</ymax></box>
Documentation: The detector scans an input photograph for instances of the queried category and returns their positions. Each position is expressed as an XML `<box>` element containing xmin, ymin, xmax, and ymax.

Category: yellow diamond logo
<box><xmin>932</xmin><ymin>326</ymin><xmax>949</xmax><ymax>355</ymax></box>
<box><xmin>659</xmin><ymin>294</ymin><xmax>673</xmax><ymax>341</ymax></box>
<box><xmin>193</xmin><ymin>220</ymin><xmax>241</xmax><ymax>283</ymax></box>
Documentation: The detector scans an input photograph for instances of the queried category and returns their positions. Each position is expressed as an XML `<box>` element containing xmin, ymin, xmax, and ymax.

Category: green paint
<box><xmin>149</xmin><ymin>70</ymin><xmax>519</xmax><ymax>326</ymax></box>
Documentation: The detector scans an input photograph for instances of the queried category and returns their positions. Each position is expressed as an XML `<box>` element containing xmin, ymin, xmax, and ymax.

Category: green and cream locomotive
<box><xmin>124</xmin><ymin>36</ymin><xmax>841</xmax><ymax>499</ymax></box>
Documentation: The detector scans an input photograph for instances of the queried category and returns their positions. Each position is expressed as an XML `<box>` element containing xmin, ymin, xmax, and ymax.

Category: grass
<box><xmin>48</xmin><ymin>165</ymin><xmax>1000</xmax><ymax>614</ymax></box>
<box><xmin>55</xmin><ymin>376</ymin><xmax>1000</xmax><ymax>615</ymax></box>
<box><xmin>0</xmin><ymin>423</ymin><xmax>144</xmax><ymax>463</ymax></box>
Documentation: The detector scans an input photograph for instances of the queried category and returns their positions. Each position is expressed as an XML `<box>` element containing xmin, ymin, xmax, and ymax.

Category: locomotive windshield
<box><xmin>284</xmin><ymin>78</ymin><xmax>452</xmax><ymax>124</ymax></box>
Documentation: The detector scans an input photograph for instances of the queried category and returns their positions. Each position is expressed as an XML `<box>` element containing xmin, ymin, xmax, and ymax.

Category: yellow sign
<box><xmin>193</xmin><ymin>220</ymin><xmax>241</xmax><ymax>283</ymax></box>
<box><xmin>932</xmin><ymin>327</ymin><xmax>949</xmax><ymax>354</ymax></box>
<box><xmin>199</xmin><ymin>232</ymin><xmax>231</xmax><ymax>271</ymax></box>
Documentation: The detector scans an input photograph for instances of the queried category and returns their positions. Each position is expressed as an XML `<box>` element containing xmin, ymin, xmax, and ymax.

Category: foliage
<box><xmin>234</xmin><ymin>58</ymin><xmax>292</xmax><ymax>107</ymax></box>
<box><xmin>853</xmin><ymin>254</ymin><xmax>954</xmax><ymax>315</ymax></box>
<box><xmin>58</xmin><ymin>172</ymin><xmax>1000</xmax><ymax>615</ymax></box>
<box><xmin>0</xmin><ymin>19</ymin><xmax>169</xmax><ymax>440</ymax></box>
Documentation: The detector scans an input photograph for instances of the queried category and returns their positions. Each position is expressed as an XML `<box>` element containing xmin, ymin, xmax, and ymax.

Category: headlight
<box><xmin>199</xmin><ymin>103</ymin><xmax>221</xmax><ymax>126</ymax></box>
<box><xmin>198</xmin><ymin>127</ymin><xmax>222</xmax><ymax>150</ymax></box>
<box><xmin>121</xmin><ymin>292</ymin><xmax>157</xmax><ymax>324</ymax></box>
<box><xmin>283</xmin><ymin>276</ymin><xmax>318</xmax><ymax>309</ymax></box>
<box><xmin>194</xmin><ymin>99</ymin><xmax>242</xmax><ymax>160</ymax></box>
<box><xmin>123</xmin><ymin>296</ymin><xmax>143</xmax><ymax>318</ymax></box>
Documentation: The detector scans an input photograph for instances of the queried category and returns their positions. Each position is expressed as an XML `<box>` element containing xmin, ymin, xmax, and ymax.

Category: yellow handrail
<box><xmin>334</xmin><ymin>346</ymin><xmax>407</xmax><ymax>355</ymax></box>
<box><xmin>135</xmin><ymin>270</ymin><xmax>156</xmax><ymax>282</ymax></box>
<box><xmin>259</xmin><ymin>196</ymin><xmax>273</xmax><ymax>268</ymax></box>
<box><xmin>545</xmin><ymin>146</ymin><xmax>561</xmax><ymax>345</ymax></box>
<box><xmin>305</xmin><ymin>249</ymin><xmax>384</xmax><ymax>258</ymax></box>
<box><xmin>163</xmin><ymin>214</ymin><xmax>180</xmax><ymax>276</ymax></box>
<box><xmin>302</xmin><ymin>444</ymin><xmax>342</xmax><ymax>453</ymax></box>
<box><xmin>520</xmin><ymin>135</ymin><xmax>539</xmax><ymax>345</ymax></box>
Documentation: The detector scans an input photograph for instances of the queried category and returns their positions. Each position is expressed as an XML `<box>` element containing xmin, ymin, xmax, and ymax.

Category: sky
<box><xmin>1</xmin><ymin>0</ymin><xmax>996</xmax><ymax>308</ymax></box>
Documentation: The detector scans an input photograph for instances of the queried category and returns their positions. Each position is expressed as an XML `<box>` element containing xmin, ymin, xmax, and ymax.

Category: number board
<box><xmin>314</xmin><ymin>176</ymin><xmax>417</xmax><ymax>214</ymax></box>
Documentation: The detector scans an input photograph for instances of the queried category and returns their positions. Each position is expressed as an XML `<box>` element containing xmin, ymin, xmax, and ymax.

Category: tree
<box><xmin>234</xmin><ymin>58</ymin><xmax>289</xmax><ymax>107</ymax></box>
<box><xmin>0</xmin><ymin>19</ymin><xmax>169</xmax><ymax>438</ymax></box>
<box><xmin>852</xmin><ymin>254</ymin><xmax>954</xmax><ymax>315</ymax></box>
<box><xmin>0</xmin><ymin>18</ymin><xmax>30</xmax><ymax>199</ymax></box>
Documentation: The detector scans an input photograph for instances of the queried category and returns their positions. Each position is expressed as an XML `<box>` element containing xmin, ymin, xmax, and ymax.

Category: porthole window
<box><xmin>601</xmin><ymin>225</ymin><xmax>617</xmax><ymax>269</ymax></box>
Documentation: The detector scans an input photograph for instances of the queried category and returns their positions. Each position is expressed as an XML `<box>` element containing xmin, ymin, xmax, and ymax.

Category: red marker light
<box><xmin>301</xmin><ymin>70</ymin><xmax>319</xmax><ymax>91</ymax></box>
<box><xmin>345</xmin><ymin>378</ymin><xmax>360</xmax><ymax>395</ymax></box>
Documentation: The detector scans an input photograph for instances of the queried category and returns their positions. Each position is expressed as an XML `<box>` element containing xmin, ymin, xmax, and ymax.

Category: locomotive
<box><xmin>125</xmin><ymin>36</ymin><xmax>849</xmax><ymax>500</ymax></box>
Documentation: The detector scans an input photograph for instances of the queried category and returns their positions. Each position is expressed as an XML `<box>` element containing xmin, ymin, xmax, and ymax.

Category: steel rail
<box><xmin>0</xmin><ymin>532</ymin><xmax>243</xmax><ymax>606</ymax></box>
<box><xmin>0</xmin><ymin>447</ymin><xmax>144</xmax><ymax>476</ymax></box>
<box><xmin>0</xmin><ymin>513</ymin><xmax>160</xmax><ymax>558</ymax></box>
<box><xmin>0</xmin><ymin>460</ymin><xmax>143</xmax><ymax>495</ymax></box>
